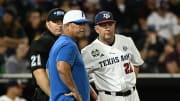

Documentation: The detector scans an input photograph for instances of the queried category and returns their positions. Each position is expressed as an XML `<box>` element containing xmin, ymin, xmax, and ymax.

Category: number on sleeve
<box><xmin>31</xmin><ymin>54</ymin><xmax>41</xmax><ymax>67</ymax></box>
<box><xmin>124</xmin><ymin>62</ymin><xmax>133</xmax><ymax>74</ymax></box>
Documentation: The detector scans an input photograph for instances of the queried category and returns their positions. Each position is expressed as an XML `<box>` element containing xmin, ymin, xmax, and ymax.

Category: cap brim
<box><xmin>96</xmin><ymin>20</ymin><xmax>115</xmax><ymax>25</ymax></box>
<box><xmin>49</xmin><ymin>17</ymin><xmax>63</xmax><ymax>22</ymax></box>
<box><xmin>72</xmin><ymin>19</ymin><xmax>89</xmax><ymax>23</ymax></box>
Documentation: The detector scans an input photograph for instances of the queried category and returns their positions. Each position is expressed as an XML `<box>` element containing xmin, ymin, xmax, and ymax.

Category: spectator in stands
<box><xmin>158</xmin><ymin>43</ymin><xmax>174</xmax><ymax>73</ymax></box>
<box><xmin>5</xmin><ymin>43</ymin><xmax>30</xmax><ymax>73</ymax></box>
<box><xmin>82</xmin><ymin>0</ymin><xmax>99</xmax><ymax>43</ymax></box>
<box><xmin>138</xmin><ymin>0</ymin><xmax>156</xmax><ymax>30</ymax></box>
<box><xmin>0</xmin><ymin>7</ymin><xmax>29</xmax><ymax>56</ymax></box>
<box><xmin>164</xmin><ymin>38</ymin><xmax>180</xmax><ymax>73</ymax></box>
<box><xmin>99</xmin><ymin>0</ymin><xmax>114</xmax><ymax>11</ymax></box>
<box><xmin>83</xmin><ymin>0</ymin><xmax>99</xmax><ymax>22</ymax></box>
<box><xmin>24</xmin><ymin>9</ymin><xmax>44</xmax><ymax>44</ymax></box>
<box><xmin>0</xmin><ymin>79</ymin><xmax>26</xmax><ymax>101</ymax></box>
<box><xmin>168</xmin><ymin>0</ymin><xmax>180</xmax><ymax>41</ymax></box>
<box><xmin>69</xmin><ymin>1</ymin><xmax>81</xmax><ymax>10</ymax></box>
<box><xmin>39</xmin><ymin>9</ymin><xmax>48</xmax><ymax>31</ymax></box>
<box><xmin>168</xmin><ymin>0</ymin><xmax>180</xmax><ymax>17</ymax></box>
<box><xmin>59</xmin><ymin>0</ymin><xmax>71</xmax><ymax>12</ymax></box>
<box><xmin>110</xmin><ymin>0</ymin><xmax>140</xmax><ymax>34</ymax></box>
<box><xmin>147</xmin><ymin>0</ymin><xmax>180</xmax><ymax>40</ymax></box>
<box><xmin>139</xmin><ymin>25</ymin><xmax>167</xmax><ymax>73</ymax></box>
<box><xmin>0</xmin><ymin>45</ymin><xmax>6</xmax><ymax>73</ymax></box>
<box><xmin>0</xmin><ymin>0</ymin><xmax>5</xmax><ymax>19</ymax></box>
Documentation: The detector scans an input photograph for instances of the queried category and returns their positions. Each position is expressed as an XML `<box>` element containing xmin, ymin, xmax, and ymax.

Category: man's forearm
<box><xmin>2</xmin><ymin>37</ymin><xmax>29</xmax><ymax>48</ymax></box>
<box><xmin>57</xmin><ymin>61</ymin><xmax>79</xmax><ymax>93</ymax></box>
<box><xmin>0</xmin><ymin>39</ymin><xmax>15</xmax><ymax>48</ymax></box>
<box><xmin>134</xmin><ymin>66</ymin><xmax>139</xmax><ymax>77</ymax></box>
<box><xmin>33</xmin><ymin>69</ymin><xmax>50</xmax><ymax>96</ymax></box>
<box><xmin>5</xmin><ymin>37</ymin><xmax>29</xmax><ymax>45</ymax></box>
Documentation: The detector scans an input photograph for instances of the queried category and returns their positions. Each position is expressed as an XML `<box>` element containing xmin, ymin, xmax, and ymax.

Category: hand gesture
<box><xmin>65</xmin><ymin>92</ymin><xmax>82</xmax><ymax>101</ymax></box>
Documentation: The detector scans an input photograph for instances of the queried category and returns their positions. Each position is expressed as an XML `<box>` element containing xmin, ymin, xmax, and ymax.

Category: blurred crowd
<box><xmin>0</xmin><ymin>0</ymin><xmax>179</xmax><ymax>75</ymax></box>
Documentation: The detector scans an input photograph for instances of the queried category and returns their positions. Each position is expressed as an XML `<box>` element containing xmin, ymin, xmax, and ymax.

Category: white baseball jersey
<box><xmin>81</xmin><ymin>34</ymin><xmax>144</xmax><ymax>92</ymax></box>
<box><xmin>147</xmin><ymin>12</ymin><xmax>180</xmax><ymax>40</ymax></box>
<box><xmin>0</xmin><ymin>95</ymin><xmax>26</xmax><ymax>101</ymax></box>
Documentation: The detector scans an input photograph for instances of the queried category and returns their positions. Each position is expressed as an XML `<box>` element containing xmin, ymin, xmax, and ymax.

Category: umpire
<box><xmin>30</xmin><ymin>8</ymin><xmax>65</xmax><ymax>101</ymax></box>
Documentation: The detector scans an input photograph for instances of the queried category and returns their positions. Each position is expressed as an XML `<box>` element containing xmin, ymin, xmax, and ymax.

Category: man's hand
<box><xmin>90</xmin><ymin>85</ymin><xmax>97</xmax><ymax>101</ymax></box>
<box><xmin>65</xmin><ymin>92</ymin><xmax>82</xmax><ymax>101</ymax></box>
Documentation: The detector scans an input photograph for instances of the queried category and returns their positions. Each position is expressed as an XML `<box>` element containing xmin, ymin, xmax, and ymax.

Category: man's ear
<box><xmin>94</xmin><ymin>26</ymin><xmax>99</xmax><ymax>34</ymax></box>
<box><xmin>63</xmin><ymin>23</ymin><xmax>70</xmax><ymax>32</ymax></box>
<box><xmin>46</xmin><ymin>21</ymin><xmax>49</xmax><ymax>29</ymax></box>
<box><xmin>66</xmin><ymin>23</ymin><xmax>71</xmax><ymax>31</ymax></box>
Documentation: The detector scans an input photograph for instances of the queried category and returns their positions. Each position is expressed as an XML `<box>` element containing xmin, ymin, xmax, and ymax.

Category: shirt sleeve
<box><xmin>30</xmin><ymin>35</ymin><xmax>54</xmax><ymax>71</ymax></box>
<box><xmin>30</xmin><ymin>41</ymin><xmax>47</xmax><ymax>71</ymax></box>
<box><xmin>170</xmin><ymin>14</ymin><xmax>180</xmax><ymax>35</ymax></box>
<box><xmin>5</xmin><ymin>58</ymin><xmax>16</xmax><ymax>73</ymax></box>
<box><xmin>129</xmin><ymin>37</ymin><xmax>144</xmax><ymax>66</ymax></box>
<box><xmin>147</xmin><ymin>13</ymin><xmax>156</xmax><ymax>26</ymax></box>
<box><xmin>56</xmin><ymin>43</ymin><xmax>76</xmax><ymax>67</ymax></box>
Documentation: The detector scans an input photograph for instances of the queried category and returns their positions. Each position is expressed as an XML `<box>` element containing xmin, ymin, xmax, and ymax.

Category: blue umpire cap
<box><xmin>94</xmin><ymin>11</ymin><xmax>115</xmax><ymax>25</ymax></box>
<box><xmin>47</xmin><ymin>8</ymin><xmax>65</xmax><ymax>22</ymax></box>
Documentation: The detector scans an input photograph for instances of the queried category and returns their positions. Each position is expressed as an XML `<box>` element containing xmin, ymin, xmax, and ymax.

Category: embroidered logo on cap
<box><xmin>103</xmin><ymin>13</ymin><xmax>110</xmax><ymax>19</ymax></box>
<box><xmin>53</xmin><ymin>11</ymin><xmax>64</xmax><ymax>16</ymax></box>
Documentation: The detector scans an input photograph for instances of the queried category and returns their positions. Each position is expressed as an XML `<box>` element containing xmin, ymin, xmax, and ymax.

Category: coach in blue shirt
<box><xmin>46</xmin><ymin>10</ymin><xmax>91</xmax><ymax>101</ymax></box>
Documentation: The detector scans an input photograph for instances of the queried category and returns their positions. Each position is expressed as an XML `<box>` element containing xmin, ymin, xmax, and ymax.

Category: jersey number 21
<box><xmin>31</xmin><ymin>54</ymin><xmax>41</xmax><ymax>67</ymax></box>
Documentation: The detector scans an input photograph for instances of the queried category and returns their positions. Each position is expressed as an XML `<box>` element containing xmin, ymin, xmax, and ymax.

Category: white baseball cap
<box><xmin>63</xmin><ymin>10</ymin><xmax>88</xmax><ymax>24</ymax></box>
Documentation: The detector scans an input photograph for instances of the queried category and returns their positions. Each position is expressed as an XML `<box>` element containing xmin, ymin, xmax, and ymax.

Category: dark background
<box><xmin>0</xmin><ymin>76</ymin><xmax>180</xmax><ymax>101</ymax></box>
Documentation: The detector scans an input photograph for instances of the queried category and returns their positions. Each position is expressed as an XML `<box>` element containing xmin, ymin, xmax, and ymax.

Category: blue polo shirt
<box><xmin>46</xmin><ymin>35</ymin><xmax>90</xmax><ymax>101</ymax></box>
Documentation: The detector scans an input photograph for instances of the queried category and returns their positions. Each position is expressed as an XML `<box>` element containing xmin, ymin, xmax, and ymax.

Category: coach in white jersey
<box><xmin>81</xmin><ymin>11</ymin><xmax>144</xmax><ymax>101</ymax></box>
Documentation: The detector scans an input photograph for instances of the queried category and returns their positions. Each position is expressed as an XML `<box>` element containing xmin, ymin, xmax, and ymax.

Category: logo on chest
<box><xmin>123</xmin><ymin>46</ymin><xmax>128</xmax><ymax>51</ymax></box>
<box><xmin>91</xmin><ymin>49</ymin><xmax>104</xmax><ymax>58</ymax></box>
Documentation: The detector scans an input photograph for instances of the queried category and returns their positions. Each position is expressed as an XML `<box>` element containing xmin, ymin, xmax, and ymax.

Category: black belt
<box><xmin>102</xmin><ymin>86</ymin><xmax>135</xmax><ymax>96</ymax></box>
